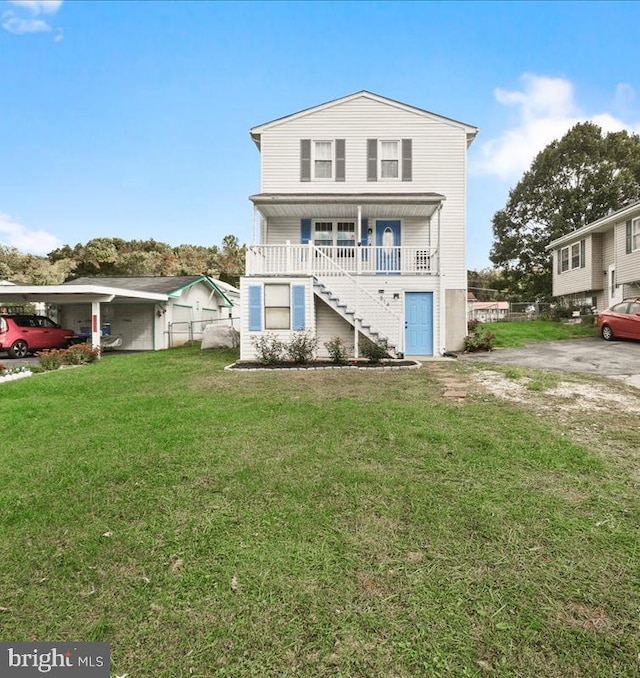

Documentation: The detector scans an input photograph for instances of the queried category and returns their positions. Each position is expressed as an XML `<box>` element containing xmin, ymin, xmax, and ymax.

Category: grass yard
<box><xmin>482</xmin><ymin>319</ymin><xmax>598</xmax><ymax>348</ymax></box>
<box><xmin>1</xmin><ymin>347</ymin><xmax>639</xmax><ymax>677</ymax></box>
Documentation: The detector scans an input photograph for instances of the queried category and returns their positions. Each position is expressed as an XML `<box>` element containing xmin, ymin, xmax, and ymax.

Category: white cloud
<box><xmin>0</xmin><ymin>213</ymin><xmax>62</xmax><ymax>254</ymax></box>
<box><xmin>472</xmin><ymin>73</ymin><xmax>640</xmax><ymax>181</ymax></box>
<box><xmin>8</xmin><ymin>1</ymin><xmax>62</xmax><ymax>15</ymax></box>
<box><xmin>2</xmin><ymin>0</ymin><xmax>62</xmax><ymax>35</ymax></box>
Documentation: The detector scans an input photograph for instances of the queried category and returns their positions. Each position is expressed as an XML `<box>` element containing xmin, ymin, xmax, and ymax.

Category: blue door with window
<box><xmin>376</xmin><ymin>220</ymin><xmax>401</xmax><ymax>273</ymax></box>
<box><xmin>405</xmin><ymin>292</ymin><xmax>433</xmax><ymax>356</ymax></box>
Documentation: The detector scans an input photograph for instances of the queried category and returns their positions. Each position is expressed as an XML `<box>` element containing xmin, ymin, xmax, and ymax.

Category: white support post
<box><xmin>354</xmin><ymin>284</ymin><xmax>359</xmax><ymax>358</ymax></box>
<box><xmin>357</xmin><ymin>205</ymin><xmax>362</xmax><ymax>276</ymax></box>
<box><xmin>438</xmin><ymin>205</ymin><xmax>445</xmax><ymax>355</ymax></box>
<box><xmin>91</xmin><ymin>301</ymin><xmax>101</xmax><ymax>358</ymax></box>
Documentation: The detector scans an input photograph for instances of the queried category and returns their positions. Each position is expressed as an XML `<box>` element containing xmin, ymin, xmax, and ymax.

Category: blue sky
<box><xmin>1</xmin><ymin>0</ymin><xmax>640</xmax><ymax>269</ymax></box>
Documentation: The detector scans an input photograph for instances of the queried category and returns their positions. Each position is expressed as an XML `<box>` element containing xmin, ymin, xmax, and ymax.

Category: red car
<box><xmin>597</xmin><ymin>298</ymin><xmax>640</xmax><ymax>341</ymax></box>
<box><xmin>0</xmin><ymin>314</ymin><xmax>75</xmax><ymax>358</ymax></box>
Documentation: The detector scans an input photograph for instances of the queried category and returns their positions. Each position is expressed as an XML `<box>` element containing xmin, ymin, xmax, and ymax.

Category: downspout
<box><xmin>354</xmin><ymin>205</ymin><xmax>362</xmax><ymax>358</ymax></box>
<box><xmin>438</xmin><ymin>204</ymin><xmax>445</xmax><ymax>355</ymax></box>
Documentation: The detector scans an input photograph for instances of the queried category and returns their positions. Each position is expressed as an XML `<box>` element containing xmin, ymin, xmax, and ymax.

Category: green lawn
<box><xmin>1</xmin><ymin>347</ymin><xmax>638</xmax><ymax>677</ymax></box>
<box><xmin>482</xmin><ymin>319</ymin><xmax>598</xmax><ymax>348</ymax></box>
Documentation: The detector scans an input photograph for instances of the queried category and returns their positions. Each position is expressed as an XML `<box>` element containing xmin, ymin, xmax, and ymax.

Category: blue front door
<box><xmin>405</xmin><ymin>292</ymin><xmax>433</xmax><ymax>356</ymax></box>
<box><xmin>376</xmin><ymin>220</ymin><xmax>401</xmax><ymax>273</ymax></box>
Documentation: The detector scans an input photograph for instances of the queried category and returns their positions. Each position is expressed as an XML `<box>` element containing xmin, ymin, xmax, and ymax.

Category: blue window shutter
<box><xmin>292</xmin><ymin>285</ymin><xmax>306</xmax><ymax>330</ymax></box>
<box><xmin>248</xmin><ymin>285</ymin><xmax>262</xmax><ymax>331</ymax></box>
<box><xmin>626</xmin><ymin>220</ymin><xmax>632</xmax><ymax>254</ymax></box>
<box><xmin>401</xmin><ymin>139</ymin><xmax>412</xmax><ymax>181</ymax></box>
<box><xmin>301</xmin><ymin>218</ymin><xmax>312</xmax><ymax>244</ymax></box>
<box><xmin>580</xmin><ymin>239</ymin><xmax>586</xmax><ymax>268</ymax></box>
<box><xmin>556</xmin><ymin>250</ymin><xmax>561</xmax><ymax>275</ymax></box>
<box><xmin>360</xmin><ymin>218</ymin><xmax>369</xmax><ymax>246</ymax></box>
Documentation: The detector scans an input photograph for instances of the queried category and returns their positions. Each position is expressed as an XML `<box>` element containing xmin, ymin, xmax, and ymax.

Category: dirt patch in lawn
<box><xmin>470</xmin><ymin>369</ymin><xmax>640</xmax><ymax>414</ymax></box>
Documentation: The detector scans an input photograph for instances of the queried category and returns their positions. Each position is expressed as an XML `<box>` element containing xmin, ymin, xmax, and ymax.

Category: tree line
<box><xmin>0</xmin><ymin>234</ymin><xmax>246</xmax><ymax>287</ymax></box>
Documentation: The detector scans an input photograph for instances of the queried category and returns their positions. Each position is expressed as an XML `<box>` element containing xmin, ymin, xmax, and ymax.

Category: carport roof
<box><xmin>0</xmin><ymin>275</ymin><xmax>235</xmax><ymax>307</ymax></box>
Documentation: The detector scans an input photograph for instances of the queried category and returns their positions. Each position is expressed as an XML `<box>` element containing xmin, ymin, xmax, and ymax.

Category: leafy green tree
<box><xmin>467</xmin><ymin>268</ymin><xmax>508</xmax><ymax>301</ymax></box>
<box><xmin>490</xmin><ymin>122</ymin><xmax>640</xmax><ymax>300</ymax></box>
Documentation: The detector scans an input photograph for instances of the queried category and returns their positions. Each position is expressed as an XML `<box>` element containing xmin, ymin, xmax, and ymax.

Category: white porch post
<box><xmin>357</xmin><ymin>205</ymin><xmax>362</xmax><ymax>276</ymax></box>
<box><xmin>438</xmin><ymin>205</ymin><xmax>445</xmax><ymax>355</ymax></box>
<box><xmin>91</xmin><ymin>301</ymin><xmax>101</xmax><ymax>358</ymax></box>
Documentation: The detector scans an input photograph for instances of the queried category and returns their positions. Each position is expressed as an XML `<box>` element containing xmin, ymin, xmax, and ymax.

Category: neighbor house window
<box><xmin>380</xmin><ymin>140</ymin><xmax>399</xmax><ymax>178</ymax></box>
<box><xmin>633</xmin><ymin>218</ymin><xmax>640</xmax><ymax>252</ymax></box>
<box><xmin>264</xmin><ymin>284</ymin><xmax>290</xmax><ymax>330</ymax></box>
<box><xmin>571</xmin><ymin>243</ymin><xmax>581</xmax><ymax>269</ymax></box>
<box><xmin>559</xmin><ymin>239</ymin><xmax>585</xmax><ymax>273</ymax></box>
<box><xmin>313</xmin><ymin>141</ymin><xmax>333</xmax><ymax>179</ymax></box>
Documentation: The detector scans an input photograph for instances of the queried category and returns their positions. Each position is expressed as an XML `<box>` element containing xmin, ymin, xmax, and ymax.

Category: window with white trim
<box><xmin>559</xmin><ymin>239</ymin><xmax>585</xmax><ymax>273</ymax></box>
<box><xmin>313</xmin><ymin>221</ymin><xmax>356</xmax><ymax>248</ymax></box>
<box><xmin>379</xmin><ymin>140</ymin><xmax>399</xmax><ymax>179</ymax></box>
<box><xmin>264</xmin><ymin>284</ymin><xmax>290</xmax><ymax>330</ymax></box>
<box><xmin>633</xmin><ymin>217</ymin><xmax>640</xmax><ymax>252</ymax></box>
<box><xmin>313</xmin><ymin>141</ymin><xmax>333</xmax><ymax>179</ymax></box>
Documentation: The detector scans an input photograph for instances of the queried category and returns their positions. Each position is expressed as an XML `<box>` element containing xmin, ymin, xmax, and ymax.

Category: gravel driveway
<box><xmin>461</xmin><ymin>337</ymin><xmax>640</xmax><ymax>388</ymax></box>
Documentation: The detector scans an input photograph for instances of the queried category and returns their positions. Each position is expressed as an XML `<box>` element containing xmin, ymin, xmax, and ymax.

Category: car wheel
<box><xmin>8</xmin><ymin>339</ymin><xmax>29</xmax><ymax>359</ymax></box>
<box><xmin>601</xmin><ymin>324</ymin><xmax>614</xmax><ymax>341</ymax></box>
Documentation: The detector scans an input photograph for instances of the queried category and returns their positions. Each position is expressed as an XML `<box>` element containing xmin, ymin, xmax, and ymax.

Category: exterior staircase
<box><xmin>312</xmin><ymin>278</ymin><xmax>402</xmax><ymax>358</ymax></box>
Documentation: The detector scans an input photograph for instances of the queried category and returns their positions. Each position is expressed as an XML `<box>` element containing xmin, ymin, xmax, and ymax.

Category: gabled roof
<box><xmin>547</xmin><ymin>200</ymin><xmax>640</xmax><ymax>250</ymax></box>
<box><xmin>250</xmin><ymin>91</ymin><xmax>478</xmax><ymax>149</ymax></box>
<box><xmin>65</xmin><ymin>275</ymin><xmax>236</xmax><ymax>306</ymax></box>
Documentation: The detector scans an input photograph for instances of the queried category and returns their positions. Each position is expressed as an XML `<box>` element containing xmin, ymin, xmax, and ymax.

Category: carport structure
<box><xmin>0</xmin><ymin>276</ymin><xmax>236</xmax><ymax>352</ymax></box>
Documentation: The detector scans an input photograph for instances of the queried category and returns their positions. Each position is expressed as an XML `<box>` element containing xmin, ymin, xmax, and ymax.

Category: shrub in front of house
<box><xmin>37</xmin><ymin>343</ymin><xmax>101</xmax><ymax>371</ymax></box>
<box><xmin>464</xmin><ymin>325</ymin><xmax>496</xmax><ymax>352</ymax></box>
<box><xmin>285</xmin><ymin>331</ymin><xmax>318</xmax><ymax>364</ymax></box>
<box><xmin>324</xmin><ymin>336</ymin><xmax>350</xmax><ymax>365</ymax></box>
<box><xmin>251</xmin><ymin>334</ymin><xmax>286</xmax><ymax>365</ymax></box>
<box><xmin>37</xmin><ymin>348</ymin><xmax>67</xmax><ymax>371</ymax></box>
<box><xmin>359</xmin><ymin>337</ymin><xmax>391</xmax><ymax>363</ymax></box>
<box><xmin>63</xmin><ymin>342</ymin><xmax>101</xmax><ymax>364</ymax></box>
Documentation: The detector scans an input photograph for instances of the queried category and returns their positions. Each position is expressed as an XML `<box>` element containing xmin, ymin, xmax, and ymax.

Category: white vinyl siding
<box><xmin>257</xmin><ymin>95</ymin><xmax>468</xmax><ymax>287</ymax></box>
<box><xmin>617</xmin><ymin>215</ymin><xmax>640</xmax><ymax>286</ymax></box>
<box><xmin>314</xmin><ymin>297</ymin><xmax>354</xmax><ymax>358</ymax></box>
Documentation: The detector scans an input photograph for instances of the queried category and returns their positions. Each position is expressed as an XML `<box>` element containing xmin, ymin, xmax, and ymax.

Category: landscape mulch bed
<box><xmin>226</xmin><ymin>359</ymin><xmax>421</xmax><ymax>370</ymax></box>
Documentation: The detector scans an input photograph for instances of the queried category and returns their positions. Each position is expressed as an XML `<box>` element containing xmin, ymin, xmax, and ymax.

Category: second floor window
<box><xmin>633</xmin><ymin>218</ymin><xmax>640</xmax><ymax>252</ymax></box>
<box><xmin>380</xmin><ymin>140</ymin><xmax>399</xmax><ymax>179</ymax></box>
<box><xmin>313</xmin><ymin>141</ymin><xmax>333</xmax><ymax>179</ymax></box>
<box><xmin>558</xmin><ymin>239</ymin><xmax>585</xmax><ymax>273</ymax></box>
<box><xmin>301</xmin><ymin>139</ymin><xmax>345</xmax><ymax>182</ymax></box>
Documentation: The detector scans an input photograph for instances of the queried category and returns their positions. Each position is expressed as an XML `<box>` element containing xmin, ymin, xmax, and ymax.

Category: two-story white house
<box><xmin>239</xmin><ymin>91</ymin><xmax>478</xmax><ymax>360</ymax></box>
<box><xmin>547</xmin><ymin>200</ymin><xmax>640</xmax><ymax>309</ymax></box>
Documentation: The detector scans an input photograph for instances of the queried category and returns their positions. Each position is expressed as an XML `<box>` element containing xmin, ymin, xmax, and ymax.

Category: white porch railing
<box><xmin>245</xmin><ymin>244</ymin><xmax>438</xmax><ymax>276</ymax></box>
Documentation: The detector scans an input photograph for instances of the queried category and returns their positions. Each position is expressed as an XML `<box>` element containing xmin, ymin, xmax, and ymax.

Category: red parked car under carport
<box><xmin>0</xmin><ymin>314</ymin><xmax>75</xmax><ymax>358</ymax></box>
<box><xmin>597</xmin><ymin>298</ymin><xmax>640</xmax><ymax>341</ymax></box>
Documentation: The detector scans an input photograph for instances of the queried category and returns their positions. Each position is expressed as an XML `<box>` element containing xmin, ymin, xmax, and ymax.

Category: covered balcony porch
<box><xmin>248</xmin><ymin>192</ymin><xmax>444</xmax><ymax>277</ymax></box>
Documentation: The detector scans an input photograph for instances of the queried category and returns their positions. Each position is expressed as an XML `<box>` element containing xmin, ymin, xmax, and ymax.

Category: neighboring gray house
<box><xmin>0</xmin><ymin>275</ymin><xmax>238</xmax><ymax>350</ymax></box>
<box><xmin>547</xmin><ymin>201</ymin><xmax>640</xmax><ymax>309</ymax></box>
<box><xmin>240</xmin><ymin>91</ymin><xmax>478</xmax><ymax>359</ymax></box>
